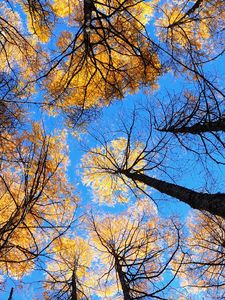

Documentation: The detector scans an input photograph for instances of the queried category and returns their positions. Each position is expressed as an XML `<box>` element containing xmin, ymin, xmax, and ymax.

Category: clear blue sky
<box><xmin>2</xmin><ymin>1</ymin><xmax>225</xmax><ymax>299</ymax></box>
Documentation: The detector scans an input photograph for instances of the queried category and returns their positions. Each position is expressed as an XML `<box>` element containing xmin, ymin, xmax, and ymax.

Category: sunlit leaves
<box><xmin>44</xmin><ymin>236</ymin><xmax>92</xmax><ymax>299</ymax></box>
<box><xmin>0</xmin><ymin>123</ymin><xmax>78</xmax><ymax>279</ymax></box>
<box><xmin>88</xmin><ymin>201</ymin><xmax>180</xmax><ymax>298</ymax></box>
<box><xmin>156</xmin><ymin>0</ymin><xmax>225</xmax><ymax>55</ymax></box>
<box><xmin>82</xmin><ymin>137</ymin><xmax>147</xmax><ymax>204</ymax></box>
<box><xmin>52</xmin><ymin>0</ymin><xmax>82</xmax><ymax>24</ymax></box>
<box><xmin>0</xmin><ymin>2</ymin><xmax>41</xmax><ymax>75</ymax></box>
<box><xmin>45</xmin><ymin>0</ymin><xmax>161</xmax><ymax>115</ymax></box>
<box><xmin>177</xmin><ymin>212</ymin><xmax>225</xmax><ymax>296</ymax></box>
<box><xmin>19</xmin><ymin>0</ymin><xmax>55</xmax><ymax>43</ymax></box>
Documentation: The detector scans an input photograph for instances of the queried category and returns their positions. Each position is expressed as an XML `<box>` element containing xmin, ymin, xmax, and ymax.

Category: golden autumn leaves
<box><xmin>156</xmin><ymin>0</ymin><xmax>225</xmax><ymax>52</ymax></box>
<box><xmin>0</xmin><ymin>123</ymin><xmax>77</xmax><ymax>279</ymax></box>
<box><xmin>45</xmin><ymin>0</ymin><xmax>161</xmax><ymax>114</ymax></box>
<box><xmin>44</xmin><ymin>199</ymin><xmax>181</xmax><ymax>299</ymax></box>
<box><xmin>1</xmin><ymin>0</ymin><xmax>223</xmax><ymax>117</ymax></box>
<box><xmin>82</xmin><ymin>137</ymin><xmax>147</xmax><ymax>204</ymax></box>
<box><xmin>0</xmin><ymin>0</ymin><xmax>225</xmax><ymax>298</ymax></box>
<box><xmin>0</xmin><ymin>0</ymin><xmax>161</xmax><ymax>119</ymax></box>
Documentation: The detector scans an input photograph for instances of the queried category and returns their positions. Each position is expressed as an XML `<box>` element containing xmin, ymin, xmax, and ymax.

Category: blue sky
<box><xmin>1</xmin><ymin>1</ymin><xmax>225</xmax><ymax>299</ymax></box>
<box><xmin>3</xmin><ymin>72</ymin><xmax>225</xmax><ymax>300</ymax></box>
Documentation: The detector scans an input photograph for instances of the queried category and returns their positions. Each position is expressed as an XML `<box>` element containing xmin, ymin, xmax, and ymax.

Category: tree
<box><xmin>41</xmin><ymin>200</ymin><xmax>183</xmax><ymax>300</ymax></box>
<box><xmin>176</xmin><ymin>211</ymin><xmax>225</xmax><ymax>299</ymax></box>
<box><xmin>43</xmin><ymin>236</ymin><xmax>92</xmax><ymax>300</ymax></box>
<box><xmin>43</xmin><ymin>0</ymin><xmax>161</xmax><ymax>123</ymax></box>
<box><xmin>41</xmin><ymin>0</ymin><xmax>225</xmax><ymax>132</ymax></box>
<box><xmin>1</xmin><ymin>0</ymin><xmax>224</xmax><ymax>128</ymax></box>
<box><xmin>88</xmin><ymin>200</ymin><xmax>182</xmax><ymax>299</ymax></box>
<box><xmin>156</xmin><ymin>0</ymin><xmax>225</xmax><ymax>61</ymax></box>
<box><xmin>0</xmin><ymin>122</ymin><xmax>77</xmax><ymax>280</ymax></box>
<box><xmin>154</xmin><ymin>87</ymin><xmax>225</xmax><ymax>164</ymax></box>
<box><xmin>81</xmin><ymin>111</ymin><xmax>225</xmax><ymax>218</ymax></box>
<box><xmin>0</xmin><ymin>0</ymin><xmax>160</xmax><ymax>128</ymax></box>
<box><xmin>154</xmin><ymin>0</ymin><xmax>225</xmax><ymax>166</ymax></box>
<box><xmin>153</xmin><ymin>0</ymin><xmax>225</xmax><ymax>164</ymax></box>
<box><xmin>0</xmin><ymin>0</ymin><xmax>224</xmax><ymax>297</ymax></box>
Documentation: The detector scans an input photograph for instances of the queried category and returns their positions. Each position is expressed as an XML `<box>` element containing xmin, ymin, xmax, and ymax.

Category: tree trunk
<box><xmin>115</xmin><ymin>259</ymin><xmax>131</xmax><ymax>300</ymax></box>
<box><xmin>8</xmin><ymin>288</ymin><xmax>14</xmax><ymax>300</ymax></box>
<box><xmin>83</xmin><ymin>0</ymin><xmax>94</xmax><ymax>53</ymax></box>
<box><xmin>71</xmin><ymin>270</ymin><xmax>78</xmax><ymax>300</ymax></box>
<box><xmin>122</xmin><ymin>171</ymin><xmax>225</xmax><ymax>218</ymax></box>
<box><xmin>162</xmin><ymin>119</ymin><xmax>225</xmax><ymax>134</ymax></box>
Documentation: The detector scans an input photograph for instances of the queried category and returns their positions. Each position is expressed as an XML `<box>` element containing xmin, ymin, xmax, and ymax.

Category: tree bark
<box><xmin>162</xmin><ymin>119</ymin><xmax>225</xmax><ymax>134</ymax></box>
<box><xmin>8</xmin><ymin>288</ymin><xmax>14</xmax><ymax>300</ymax></box>
<box><xmin>122</xmin><ymin>171</ymin><xmax>225</xmax><ymax>218</ymax></box>
<box><xmin>83</xmin><ymin>0</ymin><xmax>95</xmax><ymax>52</ymax></box>
<box><xmin>115</xmin><ymin>259</ymin><xmax>131</xmax><ymax>300</ymax></box>
<box><xmin>71</xmin><ymin>270</ymin><xmax>78</xmax><ymax>300</ymax></box>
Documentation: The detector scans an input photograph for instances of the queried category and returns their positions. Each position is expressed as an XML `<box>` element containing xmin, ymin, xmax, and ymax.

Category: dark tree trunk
<box><xmin>168</xmin><ymin>0</ymin><xmax>203</xmax><ymax>28</ymax></box>
<box><xmin>115</xmin><ymin>259</ymin><xmax>131</xmax><ymax>300</ymax></box>
<box><xmin>83</xmin><ymin>0</ymin><xmax>95</xmax><ymax>52</ymax></box>
<box><xmin>122</xmin><ymin>171</ymin><xmax>225</xmax><ymax>218</ymax></box>
<box><xmin>162</xmin><ymin>119</ymin><xmax>225</xmax><ymax>134</ymax></box>
<box><xmin>84</xmin><ymin>0</ymin><xmax>94</xmax><ymax>26</ymax></box>
<box><xmin>71</xmin><ymin>270</ymin><xmax>78</xmax><ymax>300</ymax></box>
<box><xmin>8</xmin><ymin>288</ymin><xmax>14</xmax><ymax>300</ymax></box>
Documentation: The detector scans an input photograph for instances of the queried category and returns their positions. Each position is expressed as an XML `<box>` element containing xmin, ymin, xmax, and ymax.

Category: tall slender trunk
<box><xmin>122</xmin><ymin>171</ymin><xmax>225</xmax><ymax>218</ymax></box>
<box><xmin>8</xmin><ymin>288</ymin><xmax>14</xmax><ymax>300</ymax></box>
<box><xmin>71</xmin><ymin>270</ymin><xmax>78</xmax><ymax>300</ymax></box>
<box><xmin>115</xmin><ymin>258</ymin><xmax>131</xmax><ymax>300</ymax></box>
<box><xmin>83</xmin><ymin>0</ymin><xmax>94</xmax><ymax>53</ymax></box>
<box><xmin>161</xmin><ymin>119</ymin><xmax>225</xmax><ymax>134</ymax></box>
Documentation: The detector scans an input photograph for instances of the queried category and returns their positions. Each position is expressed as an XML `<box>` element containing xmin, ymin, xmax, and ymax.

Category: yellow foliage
<box><xmin>45</xmin><ymin>0</ymin><xmax>161</xmax><ymax>111</ymax></box>
<box><xmin>82</xmin><ymin>138</ymin><xmax>146</xmax><ymax>204</ymax></box>
<box><xmin>175</xmin><ymin>211</ymin><xmax>225</xmax><ymax>295</ymax></box>
<box><xmin>156</xmin><ymin>0</ymin><xmax>225</xmax><ymax>52</ymax></box>
<box><xmin>49</xmin><ymin>236</ymin><xmax>92</xmax><ymax>278</ymax></box>
<box><xmin>88</xmin><ymin>203</ymin><xmax>175</xmax><ymax>298</ymax></box>
<box><xmin>0</xmin><ymin>123</ymin><xmax>78</xmax><ymax>279</ymax></box>
<box><xmin>14</xmin><ymin>0</ymin><xmax>55</xmax><ymax>43</ymax></box>
<box><xmin>44</xmin><ymin>236</ymin><xmax>93</xmax><ymax>299</ymax></box>
<box><xmin>53</xmin><ymin>0</ymin><xmax>83</xmax><ymax>24</ymax></box>
<box><xmin>0</xmin><ymin>2</ymin><xmax>42</xmax><ymax>78</ymax></box>
<box><xmin>90</xmin><ymin>215</ymin><xmax>158</xmax><ymax>262</ymax></box>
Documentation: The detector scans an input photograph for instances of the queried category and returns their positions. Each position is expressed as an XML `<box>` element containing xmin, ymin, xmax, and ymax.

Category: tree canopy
<box><xmin>0</xmin><ymin>0</ymin><xmax>225</xmax><ymax>298</ymax></box>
